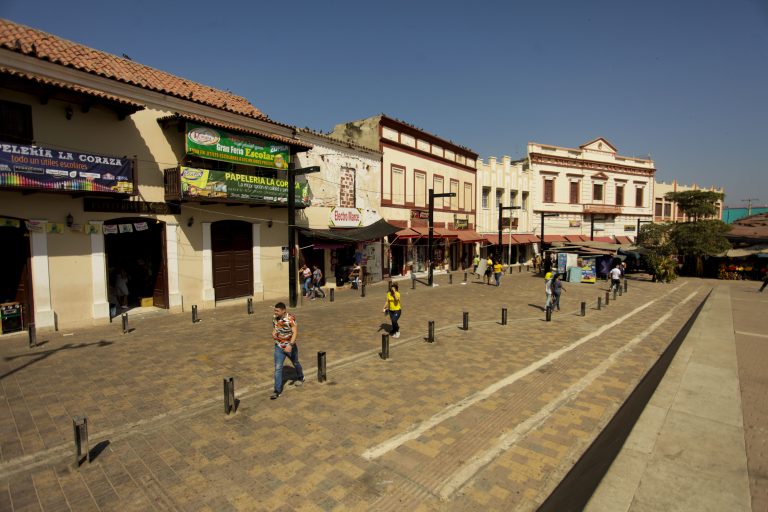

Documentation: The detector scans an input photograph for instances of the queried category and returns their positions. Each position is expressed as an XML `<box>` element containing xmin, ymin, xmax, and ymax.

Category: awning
<box><xmin>543</xmin><ymin>235</ymin><xmax>567</xmax><ymax>242</ymax></box>
<box><xmin>513</xmin><ymin>234</ymin><xmax>540</xmax><ymax>244</ymax></box>
<box><xmin>482</xmin><ymin>234</ymin><xmax>521</xmax><ymax>245</ymax></box>
<box><xmin>593</xmin><ymin>236</ymin><xmax>615</xmax><ymax>243</ymax></box>
<box><xmin>298</xmin><ymin>218</ymin><xmax>400</xmax><ymax>242</ymax></box>
<box><xmin>455</xmin><ymin>230</ymin><xmax>485</xmax><ymax>243</ymax></box>
<box><xmin>615</xmin><ymin>235</ymin><xmax>634</xmax><ymax>245</ymax></box>
<box><xmin>409</xmin><ymin>226</ymin><xmax>456</xmax><ymax>238</ymax></box>
<box><xmin>564</xmin><ymin>235</ymin><xmax>583</xmax><ymax>243</ymax></box>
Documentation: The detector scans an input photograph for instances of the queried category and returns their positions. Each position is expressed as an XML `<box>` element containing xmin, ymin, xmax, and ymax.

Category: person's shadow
<box><xmin>377</xmin><ymin>322</ymin><xmax>392</xmax><ymax>333</ymax></box>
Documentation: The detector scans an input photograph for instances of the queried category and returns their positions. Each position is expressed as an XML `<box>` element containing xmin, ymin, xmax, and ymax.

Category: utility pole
<box><xmin>428</xmin><ymin>189</ymin><xmax>456</xmax><ymax>287</ymax></box>
<box><xmin>287</xmin><ymin>164</ymin><xmax>320</xmax><ymax>307</ymax></box>
<box><xmin>742</xmin><ymin>198</ymin><xmax>759</xmax><ymax>216</ymax></box>
<box><xmin>497</xmin><ymin>202</ymin><xmax>521</xmax><ymax>262</ymax></box>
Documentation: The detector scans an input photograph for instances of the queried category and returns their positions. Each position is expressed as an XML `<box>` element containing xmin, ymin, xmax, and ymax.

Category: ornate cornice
<box><xmin>530</xmin><ymin>153</ymin><xmax>655</xmax><ymax>178</ymax></box>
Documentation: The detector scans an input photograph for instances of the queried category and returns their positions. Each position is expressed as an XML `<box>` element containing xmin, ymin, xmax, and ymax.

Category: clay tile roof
<box><xmin>0</xmin><ymin>65</ymin><xmax>144</xmax><ymax>109</ymax></box>
<box><xmin>0</xmin><ymin>19</ymin><xmax>264</xmax><ymax>119</ymax></box>
<box><xmin>157</xmin><ymin>112</ymin><xmax>313</xmax><ymax>150</ymax></box>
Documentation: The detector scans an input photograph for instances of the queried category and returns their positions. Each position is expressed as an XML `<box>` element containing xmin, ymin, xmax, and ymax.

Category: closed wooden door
<box><xmin>212</xmin><ymin>221</ymin><xmax>253</xmax><ymax>300</ymax></box>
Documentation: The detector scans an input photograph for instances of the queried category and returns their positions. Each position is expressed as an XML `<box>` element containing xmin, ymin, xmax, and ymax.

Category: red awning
<box><xmin>615</xmin><ymin>235</ymin><xmax>634</xmax><ymax>245</ymax></box>
<box><xmin>393</xmin><ymin>227</ymin><xmax>457</xmax><ymax>239</ymax></box>
<box><xmin>564</xmin><ymin>235</ymin><xmax>583</xmax><ymax>242</ymax></box>
<box><xmin>543</xmin><ymin>235</ymin><xmax>567</xmax><ymax>242</ymax></box>
<box><xmin>482</xmin><ymin>234</ymin><xmax>522</xmax><ymax>245</ymax></box>
<box><xmin>393</xmin><ymin>228</ymin><xmax>420</xmax><ymax>239</ymax></box>
<box><xmin>513</xmin><ymin>234</ymin><xmax>540</xmax><ymax>244</ymax></box>
<box><xmin>455</xmin><ymin>230</ymin><xmax>485</xmax><ymax>243</ymax></box>
<box><xmin>593</xmin><ymin>236</ymin><xmax>615</xmax><ymax>243</ymax></box>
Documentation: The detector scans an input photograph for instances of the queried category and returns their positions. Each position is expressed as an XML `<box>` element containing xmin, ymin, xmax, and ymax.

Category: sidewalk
<box><xmin>0</xmin><ymin>273</ymin><xmax>714</xmax><ymax>510</ymax></box>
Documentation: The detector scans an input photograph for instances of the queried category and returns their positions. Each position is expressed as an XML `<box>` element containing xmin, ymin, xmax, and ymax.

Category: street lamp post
<box><xmin>637</xmin><ymin>218</ymin><xmax>653</xmax><ymax>243</ymax></box>
<box><xmin>428</xmin><ymin>188</ymin><xmax>456</xmax><ymax>287</ymax></box>
<box><xmin>498</xmin><ymin>203</ymin><xmax>522</xmax><ymax>262</ymax></box>
<box><xmin>539</xmin><ymin>212</ymin><xmax>559</xmax><ymax>272</ymax></box>
<box><xmin>288</xmin><ymin>164</ymin><xmax>320</xmax><ymax>307</ymax></box>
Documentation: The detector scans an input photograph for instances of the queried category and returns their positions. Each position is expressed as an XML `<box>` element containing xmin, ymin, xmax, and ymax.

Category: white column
<box><xmin>202</xmin><ymin>222</ymin><xmax>215</xmax><ymax>301</ymax></box>
<box><xmin>89</xmin><ymin>222</ymin><xmax>110</xmax><ymax>320</ymax></box>
<box><xmin>252</xmin><ymin>222</ymin><xmax>263</xmax><ymax>295</ymax></box>
<box><xmin>29</xmin><ymin>226</ymin><xmax>55</xmax><ymax>329</ymax></box>
<box><xmin>165</xmin><ymin>223</ymin><xmax>182</xmax><ymax>307</ymax></box>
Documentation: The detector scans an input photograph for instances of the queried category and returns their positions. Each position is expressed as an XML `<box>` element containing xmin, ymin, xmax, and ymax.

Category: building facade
<box><xmin>653</xmin><ymin>180</ymin><xmax>724</xmax><ymax>222</ymax></box>
<box><xmin>329</xmin><ymin>115</ymin><xmax>482</xmax><ymax>274</ymax></box>
<box><xmin>527</xmin><ymin>138</ymin><xmax>655</xmax><ymax>244</ymax></box>
<box><xmin>0</xmin><ymin>20</ymin><xmax>312</xmax><ymax>332</ymax></box>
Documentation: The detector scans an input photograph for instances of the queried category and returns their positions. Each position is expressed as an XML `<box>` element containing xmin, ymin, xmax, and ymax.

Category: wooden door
<box><xmin>0</xmin><ymin>225</ymin><xmax>33</xmax><ymax>328</ymax></box>
<box><xmin>152</xmin><ymin>223</ymin><xmax>169</xmax><ymax>308</ymax></box>
<box><xmin>212</xmin><ymin>221</ymin><xmax>253</xmax><ymax>300</ymax></box>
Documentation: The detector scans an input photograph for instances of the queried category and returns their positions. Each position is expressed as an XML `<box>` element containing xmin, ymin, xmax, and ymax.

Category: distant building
<box><xmin>653</xmin><ymin>180</ymin><xmax>724</xmax><ymax>222</ymax></box>
<box><xmin>722</xmin><ymin>206</ymin><xmax>768</xmax><ymax>224</ymax></box>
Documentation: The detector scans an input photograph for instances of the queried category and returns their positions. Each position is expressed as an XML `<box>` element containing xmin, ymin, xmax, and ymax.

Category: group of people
<box><xmin>472</xmin><ymin>255</ymin><xmax>505</xmax><ymax>286</ymax></box>
<box><xmin>544</xmin><ymin>272</ymin><xmax>566</xmax><ymax>311</ymax></box>
<box><xmin>299</xmin><ymin>264</ymin><xmax>325</xmax><ymax>300</ymax></box>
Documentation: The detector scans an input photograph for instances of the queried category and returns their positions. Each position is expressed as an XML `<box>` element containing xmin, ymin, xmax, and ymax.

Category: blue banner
<box><xmin>0</xmin><ymin>142</ymin><xmax>134</xmax><ymax>194</ymax></box>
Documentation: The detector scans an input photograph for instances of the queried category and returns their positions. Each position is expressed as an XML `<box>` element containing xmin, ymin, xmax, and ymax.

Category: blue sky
<box><xmin>2</xmin><ymin>0</ymin><xmax>766</xmax><ymax>206</ymax></box>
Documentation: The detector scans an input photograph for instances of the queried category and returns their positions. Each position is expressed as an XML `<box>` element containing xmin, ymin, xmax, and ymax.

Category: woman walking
<box><xmin>493</xmin><ymin>259</ymin><xmax>503</xmax><ymax>286</ymax></box>
<box><xmin>382</xmin><ymin>282</ymin><xmax>402</xmax><ymax>338</ymax></box>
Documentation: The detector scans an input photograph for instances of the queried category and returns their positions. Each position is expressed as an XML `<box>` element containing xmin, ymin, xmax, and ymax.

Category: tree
<box><xmin>670</xmin><ymin>220</ymin><xmax>732</xmax><ymax>276</ymax></box>
<box><xmin>637</xmin><ymin>222</ymin><xmax>678</xmax><ymax>282</ymax></box>
<box><xmin>665</xmin><ymin>190</ymin><xmax>724</xmax><ymax>221</ymax></box>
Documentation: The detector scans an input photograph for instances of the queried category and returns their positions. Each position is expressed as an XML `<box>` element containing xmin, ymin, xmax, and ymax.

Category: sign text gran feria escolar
<box><xmin>185</xmin><ymin>123</ymin><xmax>290</xmax><ymax>170</ymax></box>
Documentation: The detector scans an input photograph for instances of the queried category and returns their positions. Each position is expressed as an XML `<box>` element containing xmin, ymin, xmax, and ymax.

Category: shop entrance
<box><xmin>104</xmin><ymin>218</ymin><xmax>168</xmax><ymax>311</ymax></box>
<box><xmin>212</xmin><ymin>220</ymin><xmax>253</xmax><ymax>301</ymax></box>
<box><xmin>0</xmin><ymin>222</ymin><xmax>32</xmax><ymax>332</ymax></box>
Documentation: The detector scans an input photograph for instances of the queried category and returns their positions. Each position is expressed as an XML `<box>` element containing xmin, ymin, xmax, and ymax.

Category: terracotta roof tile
<box><xmin>0</xmin><ymin>65</ymin><xmax>144</xmax><ymax>109</ymax></box>
<box><xmin>157</xmin><ymin>112</ymin><xmax>312</xmax><ymax>151</ymax></box>
<box><xmin>0</xmin><ymin>19</ymin><xmax>265</xmax><ymax>119</ymax></box>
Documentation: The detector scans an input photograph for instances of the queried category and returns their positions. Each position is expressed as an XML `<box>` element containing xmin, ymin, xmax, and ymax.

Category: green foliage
<box><xmin>638</xmin><ymin>223</ymin><xmax>677</xmax><ymax>282</ymax></box>
<box><xmin>664</xmin><ymin>190</ymin><xmax>724</xmax><ymax>221</ymax></box>
<box><xmin>670</xmin><ymin>220</ymin><xmax>732</xmax><ymax>258</ymax></box>
<box><xmin>645</xmin><ymin>254</ymin><xmax>678</xmax><ymax>283</ymax></box>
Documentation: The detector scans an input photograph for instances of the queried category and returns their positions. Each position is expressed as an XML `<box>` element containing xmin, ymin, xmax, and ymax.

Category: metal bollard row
<box><xmin>223</xmin><ymin>377</ymin><xmax>235</xmax><ymax>415</ymax></box>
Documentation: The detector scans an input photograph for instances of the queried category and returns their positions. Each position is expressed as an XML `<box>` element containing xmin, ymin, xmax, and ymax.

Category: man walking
<box><xmin>311</xmin><ymin>265</ymin><xmax>325</xmax><ymax>299</ymax></box>
<box><xmin>610</xmin><ymin>264</ymin><xmax>622</xmax><ymax>292</ymax></box>
<box><xmin>473</xmin><ymin>254</ymin><xmax>480</xmax><ymax>277</ymax></box>
<box><xmin>552</xmin><ymin>274</ymin><xmax>566</xmax><ymax>311</ymax></box>
<box><xmin>271</xmin><ymin>302</ymin><xmax>304</xmax><ymax>400</ymax></box>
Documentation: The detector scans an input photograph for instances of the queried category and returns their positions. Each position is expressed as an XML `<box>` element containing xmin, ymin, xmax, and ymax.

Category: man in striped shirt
<box><xmin>271</xmin><ymin>302</ymin><xmax>305</xmax><ymax>400</ymax></box>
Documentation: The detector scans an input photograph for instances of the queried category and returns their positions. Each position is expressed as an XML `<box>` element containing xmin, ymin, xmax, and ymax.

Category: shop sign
<box><xmin>329</xmin><ymin>207</ymin><xmax>362</xmax><ymax>228</ymax></box>
<box><xmin>411</xmin><ymin>209</ymin><xmax>429</xmax><ymax>220</ymax></box>
<box><xmin>501</xmin><ymin>217</ymin><xmax>519</xmax><ymax>229</ymax></box>
<box><xmin>185</xmin><ymin>123</ymin><xmax>290</xmax><ymax>170</ymax></box>
<box><xmin>624</xmin><ymin>225</ymin><xmax>636</xmax><ymax>231</ymax></box>
<box><xmin>455</xmin><ymin>218</ymin><xmax>469</xmax><ymax>230</ymax></box>
<box><xmin>569</xmin><ymin>220</ymin><xmax>581</xmax><ymax>227</ymax></box>
<box><xmin>0</xmin><ymin>141</ymin><xmax>134</xmax><ymax>194</ymax></box>
<box><xmin>179</xmin><ymin>166</ymin><xmax>309</xmax><ymax>206</ymax></box>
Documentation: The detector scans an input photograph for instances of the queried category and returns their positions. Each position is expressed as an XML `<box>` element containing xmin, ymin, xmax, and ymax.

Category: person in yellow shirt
<box><xmin>493</xmin><ymin>259</ymin><xmax>504</xmax><ymax>286</ymax></box>
<box><xmin>382</xmin><ymin>282</ymin><xmax>402</xmax><ymax>338</ymax></box>
<box><xmin>485</xmin><ymin>256</ymin><xmax>493</xmax><ymax>285</ymax></box>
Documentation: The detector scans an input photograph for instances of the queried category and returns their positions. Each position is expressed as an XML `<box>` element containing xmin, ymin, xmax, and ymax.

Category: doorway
<box><xmin>0</xmin><ymin>222</ymin><xmax>33</xmax><ymax>331</ymax></box>
<box><xmin>104</xmin><ymin>218</ymin><xmax>168</xmax><ymax>311</ymax></box>
<box><xmin>212</xmin><ymin>220</ymin><xmax>253</xmax><ymax>301</ymax></box>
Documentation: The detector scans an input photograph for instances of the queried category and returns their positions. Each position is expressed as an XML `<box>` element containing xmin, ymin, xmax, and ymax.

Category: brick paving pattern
<box><xmin>0</xmin><ymin>272</ymin><xmax>711</xmax><ymax>511</ymax></box>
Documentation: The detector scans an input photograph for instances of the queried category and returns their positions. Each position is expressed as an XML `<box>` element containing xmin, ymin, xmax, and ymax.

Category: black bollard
<box><xmin>412</xmin><ymin>275</ymin><xmax>416</xmax><ymax>289</ymax></box>
<box><xmin>72</xmin><ymin>416</ymin><xmax>89</xmax><ymax>466</ymax></box>
<box><xmin>581</xmin><ymin>302</ymin><xmax>586</xmax><ymax>317</ymax></box>
<box><xmin>427</xmin><ymin>320</ymin><xmax>435</xmax><ymax>343</ymax></box>
<box><xmin>546</xmin><ymin>306</ymin><xmax>552</xmax><ymax>322</ymax></box>
<box><xmin>464</xmin><ymin>271</ymin><xmax>468</xmax><ymax>282</ymax></box>
<box><xmin>28</xmin><ymin>323</ymin><xmax>36</xmax><ymax>348</ymax></box>
<box><xmin>527</xmin><ymin>264</ymin><xmax>530</xmax><ymax>272</ymax></box>
<box><xmin>247</xmin><ymin>298</ymin><xmax>254</xmax><ymax>315</ymax></box>
<box><xmin>449</xmin><ymin>273</ymin><xmax>453</xmax><ymax>284</ymax></box>
<box><xmin>613</xmin><ymin>289</ymin><xmax>617</xmax><ymax>301</ymax></box>
<box><xmin>624</xmin><ymin>279</ymin><xmax>628</xmax><ymax>293</ymax></box>
<box><xmin>501</xmin><ymin>307</ymin><xmax>508</xmax><ymax>326</ymax></box>
<box><xmin>192</xmin><ymin>305</ymin><xmax>199</xmax><ymax>323</ymax></box>
<box><xmin>380</xmin><ymin>334</ymin><xmax>389</xmax><ymax>360</ymax></box>
<box><xmin>597</xmin><ymin>297</ymin><xmax>602</xmax><ymax>310</ymax></box>
<box><xmin>223</xmin><ymin>377</ymin><xmax>235</xmax><ymax>415</ymax></box>
<box><xmin>121</xmin><ymin>313</ymin><xmax>129</xmax><ymax>334</ymax></box>
<box><xmin>361</xmin><ymin>283</ymin><xmax>366</xmax><ymax>297</ymax></box>
<box><xmin>605</xmin><ymin>292</ymin><xmax>610</xmax><ymax>305</ymax></box>
<box><xmin>462</xmin><ymin>311</ymin><xmax>469</xmax><ymax>331</ymax></box>
<box><xmin>618</xmin><ymin>286</ymin><xmax>623</xmax><ymax>297</ymax></box>
<box><xmin>317</xmin><ymin>352</ymin><xmax>327</xmax><ymax>382</ymax></box>
<box><xmin>329</xmin><ymin>288</ymin><xmax>334</xmax><ymax>302</ymax></box>
<box><xmin>519</xmin><ymin>264</ymin><xmax>522</xmax><ymax>273</ymax></box>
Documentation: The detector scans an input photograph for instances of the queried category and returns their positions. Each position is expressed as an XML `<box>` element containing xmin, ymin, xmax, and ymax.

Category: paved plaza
<box><xmin>0</xmin><ymin>271</ymin><xmax>761</xmax><ymax>511</ymax></box>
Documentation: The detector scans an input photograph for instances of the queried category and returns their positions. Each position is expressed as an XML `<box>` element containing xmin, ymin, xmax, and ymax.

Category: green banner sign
<box><xmin>179</xmin><ymin>166</ymin><xmax>309</xmax><ymax>206</ymax></box>
<box><xmin>185</xmin><ymin>123</ymin><xmax>290</xmax><ymax>170</ymax></box>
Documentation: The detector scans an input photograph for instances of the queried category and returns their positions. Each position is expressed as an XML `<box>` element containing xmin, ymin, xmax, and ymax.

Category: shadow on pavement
<box><xmin>1</xmin><ymin>339</ymin><xmax>113</xmax><ymax>381</ymax></box>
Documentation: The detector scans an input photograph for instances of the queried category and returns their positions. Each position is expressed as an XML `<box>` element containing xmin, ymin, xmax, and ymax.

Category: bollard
<box><xmin>597</xmin><ymin>297</ymin><xmax>602</xmax><ymax>310</ymax></box>
<box><xmin>546</xmin><ymin>306</ymin><xmax>552</xmax><ymax>322</ymax></box>
<box><xmin>462</xmin><ymin>311</ymin><xmax>469</xmax><ymax>331</ymax></box>
<box><xmin>527</xmin><ymin>264</ymin><xmax>530</xmax><ymax>272</ymax></box>
<box><xmin>361</xmin><ymin>283</ymin><xmax>366</xmax><ymax>297</ymax></box>
<box><xmin>427</xmin><ymin>320</ymin><xmax>435</xmax><ymax>343</ymax></box>
<box><xmin>317</xmin><ymin>351</ymin><xmax>327</xmax><ymax>382</ymax></box>
<box><xmin>613</xmin><ymin>289</ymin><xmax>617</xmax><ymax>301</ymax></box>
<box><xmin>121</xmin><ymin>313</ymin><xmax>129</xmax><ymax>334</ymax></box>
<box><xmin>464</xmin><ymin>271</ymin><xmax>468</xmax><ymax>282</ymax></box>
<box><xmin>247</xmin><ymin>298</ymin><xmax>254</xmax><ymax>315</ymax></box>
<box><xmin>380</xmin><ymin>334</ymin><xmax>389</xmax><ymax>360</ymax></box>
<box><xmin>501</xmin><ymin>307</ymin><xmax>508</xmax><ymax>326</ymax></box>
<box><xmin>28</xmin><ymin>323</ymin><xmax>36</xmax><ymax>348</ymax></box>
<box><xmin>618</xmin><ymin>286</ymin><xmax>623</xmax><ymax>297</ymax></box>
<box><xmin>519</xmin><ymin>264</ymin><xmax>522</xmax><ymax>273</ymax></box>
<box><xmin>624</xmin><ymin>279</ymin><xmax>628</xmax><ymax>293</ymax></box>
<box><xmin>581</xmin><ymin>302</ymin><xmax>586</xmax><ymax>317</ymax></box>
<box><xmin>72</xmin><ymin>416</ymin><xmax>89</xmax><ymax>466</ymax></box>
<box><xmin>223</xmin><ymin>377</ymin><xmax>235</xmax><ymax>415</ymax></box>
<box><xmin>192</xmin><ymin>305</ymin><xmax>199</xmax><ymax>323</ymax></box>
<box><xmin>329</xmin><ymin>288</ymin><xmax>334</xmax><ymax>302</ymax></box>
<box><xmin>411</xmin><ymin>275</ymin><xmax>416</xmax><ymax>289</ymax></box>
<box><xmin>605</xmin><ymin>292</ymin><xmax>610</xmax><ymax>305</ymax></box>
<box><xmin>449</xmin><ymin>273</ymin><xmax>453</xmax><ymax>284</ymax></box>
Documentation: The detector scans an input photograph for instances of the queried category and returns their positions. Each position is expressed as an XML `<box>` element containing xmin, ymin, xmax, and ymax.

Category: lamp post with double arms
<box><xmin>428</xmin><ymin>188</ymin><xmax>456</xmax><ymax>287</ymax></box>
<box><xmin>539</xmin><ymin>212</ymin><xmax>560</xmax><ymax>263</ymax></box>
<box><xmin>637</xmin><ymin>218</ymin><xmax>653</xmax><ymax>243</ymax></box>
<box><xmin>288</xmin><ymin>164</ymin><xmax>320</xmax><ymax>307</ymax></box>
<box><xmin>498</xmin><ymin>203</ymin><xmax>522</xmax><ymax>262</ymax></box>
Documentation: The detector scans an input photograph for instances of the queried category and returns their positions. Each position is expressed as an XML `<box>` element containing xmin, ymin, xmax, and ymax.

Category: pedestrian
<box><xmin>610</xmin><ymin>264</ymin><xmax>622</xmax><ymax>292</ymax></box>
<box><xmin>760</xmin><ymin>274</ymin><xmax>768</xmax><ymax>292</ymax></box>
<box><xmin>114</xmin><ymin>268</ymin><xmax>130</xmax><ymax>309</ymax></box>
<box><xmin>533</xmin><ymin>254</ymin><xmax>541</xmax><ymax>272</ymax></box>
<box><xmin>311</xmin><ymin>265</ymin><xmax>325</xmax><ymax>299</ymax></box>
<box><xmin>484</xmin><ymin>256</ymin><xmax>493</xmax><ymax>285</ymax></box>
<box><xmin>349</xmin><ymin>262</ymin><xmax>362</xmax><ymax>289</ymax></box>
<box><xmin>493</xmin><ymin>258</ymin><xmax>503</xmax><ymax>286</ymax></box>
<box><xmin>300</xmin><ymin>264</ymin><xmax>312</xmax><ymax>297</ymax></box>
<box><xmin>271</xmin><ymin>302</ymin><xmax>304</xmax><ymax>400</ymax></box>
<box><xmin>473</xmin><ymin>254</ymin><xmax>480</xmax><ymax>277</ymax></box>
<box><xmin>552</xmin><ymin>274</ymin><xmax>566</xmax><ymax>311</ymax></box>
<box><xmin>545</xmin><ymin>273</ymin><xmax>554</xmax><ymax>310</ymax></box>
<box><xmin>382</xmin><ymin>282</ymin><xmax>402</xmax><ymax>338</ymax></box>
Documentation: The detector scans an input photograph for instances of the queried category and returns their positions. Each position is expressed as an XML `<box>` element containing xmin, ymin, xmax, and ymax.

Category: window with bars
<box><xmin>635</xmin><ymin>188</ymin><xmax>644</xmax><ymax>207</ymax></box>
<box><xmin>569</xmin><ymin>181</ymin><xmax>580</xmax><ymax>204</ymax></box>
<box><xmin>616</xmin><ymin>185</ymin><xmax>624</xmax><ymax>206</ymax></box>
<box><xmin>543</xmin><ymin>180</ymin><xmax>554</xmax><ymax>203</ymax></box>
<box><xmin>593</xmin><ymin>183</ymin><xmax>604</xmax><ymax>201</ymax></box>
<box><xmin>655</xmin><ymin>202</ymin><xmax>663</xmax><ymax>216</ymax></box>
<box><xmin>482</xmin><ymin>187</ymin><xmax>490</xmax><ymax>209</ymax></box>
